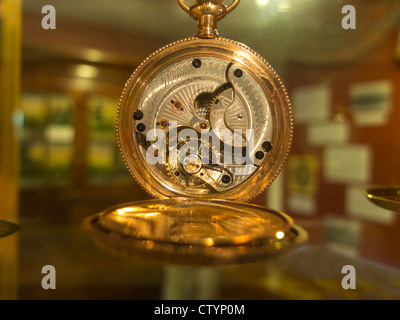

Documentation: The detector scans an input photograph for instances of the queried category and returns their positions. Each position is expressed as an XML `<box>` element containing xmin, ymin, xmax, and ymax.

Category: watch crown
<box><xmin>178</xmin><ymin>0</ymin><xmax>240</xmax><ymax>39</ymax></box>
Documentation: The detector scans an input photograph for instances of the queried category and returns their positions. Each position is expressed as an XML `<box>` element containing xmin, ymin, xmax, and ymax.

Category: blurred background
<box><xmin>1</xmin><ymin>0</ymin><xmax>400</xmax><ymax>299</ymax></box>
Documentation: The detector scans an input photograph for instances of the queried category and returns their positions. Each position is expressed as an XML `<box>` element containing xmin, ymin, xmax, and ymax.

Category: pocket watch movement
<box><xmin>84</xmin><ymin>0</ymin><xmax>307</xmax><ymax>265</ymax></box>
<box><xmin>117</xmin><ymin>2</ymin><xmax>293</xmax><ymax>202</ymax></box>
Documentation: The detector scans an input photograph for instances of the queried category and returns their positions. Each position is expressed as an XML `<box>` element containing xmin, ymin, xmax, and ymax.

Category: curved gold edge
<box><xmin>96</xmin><ymin>198</ymin><xmax>295</xmax><ymax>222</ymax></box>
<box><xmin>177</xmin><ymin>0</ymin><xmax>190</xmax><ymax>14</ymax></box>
<box><xmin>225</xmin><ymin>0</ymin><xmax>240</xmax><ymax>14</ymax></box>
<box><xmin>362</xmin><ymin>186</ymin><xmax>400</xmax><ymax>212</ymax></box>
<box><xmin>81</xmin><ymin>214</ymin><xmax>307</xmax><ymax>266</ymax></box>
<box><xmin>116</xmin><ymin>37</ymin><xmax>293</xmax><ymax>203</ymax></box>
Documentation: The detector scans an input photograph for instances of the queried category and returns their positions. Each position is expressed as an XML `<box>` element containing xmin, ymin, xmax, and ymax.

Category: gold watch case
<box><xmin>117</xmin><ymin>37</ymin><xmax>293</xmax><ymax>202</ymax></box>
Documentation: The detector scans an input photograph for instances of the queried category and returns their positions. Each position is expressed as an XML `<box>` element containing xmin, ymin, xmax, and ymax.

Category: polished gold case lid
<box><xmin>83</xmin><ymin>199</ymin><xmax>307</xmax><ymax>265</ymax></box>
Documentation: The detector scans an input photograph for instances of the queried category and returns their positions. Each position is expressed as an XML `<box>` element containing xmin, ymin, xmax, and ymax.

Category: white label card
<box><xmin>292</xmin><ymin>85</ymin><xmax>331</xmax><ymax>124</ymax></box>
<box><xmin>287</xmin><ymin>193</ymin><xmax>316</xmax><ymax>215</ymax></box>
<box><xmin>350</xmin><ymin>80</ymin><xmax>393</xmax><ymax>126</ymax></box>
<box><xmin>307</xmin><ymin>121</ymin><xmax>350</xmax><ymax>146</ymax></box>
<box><xmin>323</xmin><ymin>145</ymin><xmax>371</xmax><ymax>184</ymax></box>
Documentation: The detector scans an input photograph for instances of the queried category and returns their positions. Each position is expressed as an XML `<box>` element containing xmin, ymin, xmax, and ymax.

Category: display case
<box><xmin>2</xmin><ymin>0</ymin><xmax>400</xmax><ymax>301</ymax></box>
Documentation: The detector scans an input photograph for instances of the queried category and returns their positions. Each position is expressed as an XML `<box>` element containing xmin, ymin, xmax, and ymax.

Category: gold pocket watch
<box><xmin>84</xmin><ymin>0</ymin><xmax>307</xmax><ymax>265</ymax></box>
